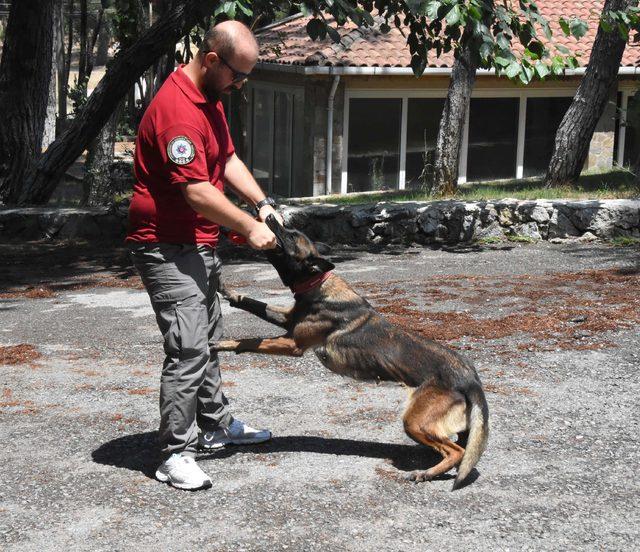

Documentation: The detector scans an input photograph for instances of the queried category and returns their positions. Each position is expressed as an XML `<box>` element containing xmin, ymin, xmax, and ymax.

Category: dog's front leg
<box><xmin>219</xmin><ymin>280</ymin><xmax>292</xmax><ymax>329</ymax></box>
<box><xmin>212</xmin><ymin>336</ymin><xmax>304</xmax><ymax>357</ymax></box>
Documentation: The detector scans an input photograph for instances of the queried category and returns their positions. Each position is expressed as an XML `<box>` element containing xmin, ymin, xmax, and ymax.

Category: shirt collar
<box><xmin>172</xmin><ymin>65</ymin><xmax>208</xmax><ymax>105</ymax></box>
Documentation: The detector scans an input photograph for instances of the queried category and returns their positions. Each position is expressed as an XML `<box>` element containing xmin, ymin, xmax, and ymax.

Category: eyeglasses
<box><xmin>204</xmin><ymin>50</ymin><xmax>250</xmax><ymax>83</ymax></box>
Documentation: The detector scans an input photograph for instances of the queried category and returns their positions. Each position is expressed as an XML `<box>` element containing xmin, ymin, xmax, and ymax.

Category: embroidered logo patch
<box><xmin>167</xmin><ymin>136</ymin><xmax>196</xmax><ymax>165</ymax></box>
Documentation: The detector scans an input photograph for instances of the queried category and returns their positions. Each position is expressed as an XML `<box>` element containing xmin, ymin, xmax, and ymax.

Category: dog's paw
<box><xmin>403</xmin><ymin>470</ymin><xmax>433</xmax><ymax>484</ymax></box>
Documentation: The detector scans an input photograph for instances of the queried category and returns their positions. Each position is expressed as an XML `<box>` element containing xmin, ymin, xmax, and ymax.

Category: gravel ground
<box><xmin>0</xmin><ymin>240</ymin><xmax>639</xmax><ymax>551</ymax></box>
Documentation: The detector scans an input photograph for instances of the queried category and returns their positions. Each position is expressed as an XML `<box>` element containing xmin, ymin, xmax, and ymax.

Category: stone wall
<box><xmin>0</xmin><ymin>206</ymin><xmax>128</xmax><ymax>242</ymax></box>
<box><xmin>280</xmin><ymin>199</ymin><xmax>640</xmax><ymax>246</ymax></box>
<box><xmin>2</xmin><ymin>199</ymin><xmax>637</xmax><ymax>245</ymax></box>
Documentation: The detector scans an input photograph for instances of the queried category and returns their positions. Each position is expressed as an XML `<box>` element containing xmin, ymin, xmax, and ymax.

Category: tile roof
<box><xmin>256</xmin><ymin>2</ymin><xmax>640</xmax><ymax>69</ymax></box>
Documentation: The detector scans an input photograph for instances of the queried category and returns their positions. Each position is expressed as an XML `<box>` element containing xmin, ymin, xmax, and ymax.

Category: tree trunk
<box><xmin>56</xmin><ymin>0</ymin><xmax>67</xmax><ymax>133</ymax></box>
<box><xmin>44</xmin><ymin>0</ymin><xmax>64</xmax><ymax>149</ymax></box>
<box><xmin>78</xmin><ymin>0</ymin><xmax>89</xmax><ymax>85</ymax></box>
<box><xmin>18</xmin><ymin>0</ymin><xmax>217</xmax><ymax>206</ymax></box>
<box><xmin>60</xmin><ymin>0</ymin><xmax>75</xmax><ymax>124</ymax></box>
<box><xmin>95</xmin><ymin>1</ymin><xmax>113</xmax><ymax>66</ymax></box>
<box><xmin>85</xmin><ymin>6</ymin><xmax>105</xmax><ymax>81</ymax></box>
<box><xmin>545</xmin><ymin>0</ymin><xmax>638</xmax><ymax>187</ymax></box>
<box><xmin>83</xmin><ymin>104</ymin><xmax>121</xmax><ymax>206</ymax></box>
<box><xmin>430</xmin><ymin>46</ymin><xmax>477</xmax><ymax>195</ymax></box>
<box><xmin>137</xmin><ymin>0</ymin><xmax>155</xmax><ymax>112</ymax></box>
<box><xmin>0</xmin><ymin>0</ymin><xmax>55</xmax><ymax>204</ymax></box>
<box><xmin>153</xmin><ymin>1</ymin><xmax>178</xmax><ymax>95</ymax></box>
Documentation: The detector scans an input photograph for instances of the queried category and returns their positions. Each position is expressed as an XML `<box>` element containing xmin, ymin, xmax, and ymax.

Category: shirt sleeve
<box><xmin>157</xmin><ymin>124</ymin><xmax>209</xmax><ymax>185</ymax></box>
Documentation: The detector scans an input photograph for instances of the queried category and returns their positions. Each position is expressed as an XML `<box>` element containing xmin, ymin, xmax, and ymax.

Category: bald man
<box><xmin>127</xmin><ymin>21</ymin><xmax>278</xmax><ymax>490</ymax></box>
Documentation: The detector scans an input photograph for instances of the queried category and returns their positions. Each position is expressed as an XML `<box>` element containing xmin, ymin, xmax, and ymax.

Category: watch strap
<box><xmin>255</xmin><ymin>197</ymin><xmax>276</xmax><ymax>211</ymax></box>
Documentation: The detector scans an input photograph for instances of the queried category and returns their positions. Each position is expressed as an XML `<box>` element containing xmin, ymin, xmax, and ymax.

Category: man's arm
<box><xmin>224</xmin><ymin>153</ymin><xmax>281</xmax><ymax>223</ymax></box>
<box><xmin>181</xmin><ymin>181</ymin><xmax>275</xmax><ymax>250</ymax></box>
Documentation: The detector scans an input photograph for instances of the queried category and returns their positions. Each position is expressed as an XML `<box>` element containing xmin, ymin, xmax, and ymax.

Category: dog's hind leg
<box><xmin>402</xmin><ymin>384</ymin><xmax>467</xmax><ymax>483</ymax></box>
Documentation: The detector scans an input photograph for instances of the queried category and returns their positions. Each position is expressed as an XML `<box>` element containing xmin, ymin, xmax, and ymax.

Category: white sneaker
<box><xmin>198</xmin><ymin>418</ymin><xmax>272</xmax><ymax>450</ymax></box>
<box><xmin>155</xmin><ymin>453</ymin><xmax>212</xmax><ymax>490</ymax></box>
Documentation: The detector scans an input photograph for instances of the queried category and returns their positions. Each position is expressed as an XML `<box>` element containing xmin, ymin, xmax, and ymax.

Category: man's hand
<box><xmin>258</xmin><ymin>204</ymin><xmax>284</xmax><ymax>226</ymax></box>
<box><xmin>246</xmin><ymin>221</ymin><xmax>277</xmax><ymax>250</ymax></box>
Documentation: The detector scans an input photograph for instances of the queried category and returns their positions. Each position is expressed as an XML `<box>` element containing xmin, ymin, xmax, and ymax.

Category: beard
<box><xmin>202</xmin><ymin>82</ymin><xmax>220</xmax><ymax>103</ymax></box>
<box><xmin>202</xmin><ymin>70</ymin><xmax>236</xmax><ymax>103</ymax></box>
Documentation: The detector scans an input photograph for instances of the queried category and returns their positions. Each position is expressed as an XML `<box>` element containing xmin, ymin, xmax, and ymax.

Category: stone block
<box><xmin>509</xmin><ymin>222</ymin><xmax>542</xmax><ymax>241</ymax></box>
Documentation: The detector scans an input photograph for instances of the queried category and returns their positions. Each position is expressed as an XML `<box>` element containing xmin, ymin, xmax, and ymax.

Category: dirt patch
<box><xmin>126</xmin><ymin>388</ymin><xmax>156</xmax><ymax>396</ymax></box>
<box><xmin>0</xmin><ymin>344</ymin><xmax>41</xmax><ymax>365</ymax></box>
<box><xmin>368</xmin><ymin>268</ymin><xmax>639</xmax><ymax>352</ymax></box>
<box><xmin>483</xmin><ymin>383</ymin><xmax>538</xmax><ymax>397</ymax></box>
<box><xmin>0</xmin><ymin>389</ymin><xmax>43</xmax><ymax>414</ymax></box>
<box><xmin>0</xmin><ymin>241</ymin><xmax>140</xmax><ymax>299</ymax></box>
<box><xmin>0</xmin><ymin>274</ymin><xmax>143</xmax><ymax>299</ymax></box>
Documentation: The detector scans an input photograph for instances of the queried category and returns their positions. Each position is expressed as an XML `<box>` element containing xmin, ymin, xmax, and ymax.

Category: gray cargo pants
<box><xmin>129</xmin><ymin>243</ymin><xmax>233</xmax><ymax>459</ymax></box>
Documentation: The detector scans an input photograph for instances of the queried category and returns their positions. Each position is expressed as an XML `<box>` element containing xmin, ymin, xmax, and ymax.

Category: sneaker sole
<box><xmin>155</xmin><ymin>470</ymin><xmax>212</xmax><ymax>491</ymax></box>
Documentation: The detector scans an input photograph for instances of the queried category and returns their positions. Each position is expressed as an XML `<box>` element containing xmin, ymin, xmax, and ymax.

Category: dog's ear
<box><xmin>315</xmin><ymin>242</ymin><xmax>331</xmax><ymax>255</ymax></box>
<box><xmin>308</xmin><ymin>256</ymin><xmax>335</xmax><ymax>273</ymax></box>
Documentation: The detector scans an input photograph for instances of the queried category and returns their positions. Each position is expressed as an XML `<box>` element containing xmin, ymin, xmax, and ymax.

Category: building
<box><xmin>233</xmin><ymin>1</ymin><xmax>640</xmax><ymax>198</ymax></box>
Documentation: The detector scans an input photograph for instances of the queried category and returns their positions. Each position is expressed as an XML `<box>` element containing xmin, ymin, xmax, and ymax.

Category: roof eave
<box><xmin>255</xmin><ymin>61</ymin><xmax>640</xmax><ymax>76</ymax></box>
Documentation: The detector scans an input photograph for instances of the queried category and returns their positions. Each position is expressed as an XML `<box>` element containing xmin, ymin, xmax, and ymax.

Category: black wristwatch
<box><xmin>255</xmin><ymin>197</ymin><xmax>277</xmax><ymax>211</ymax></box>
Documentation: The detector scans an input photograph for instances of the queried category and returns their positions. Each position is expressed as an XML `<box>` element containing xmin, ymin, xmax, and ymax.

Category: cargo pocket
<box><xmin>172</xmin><ymin>295</ymin><xmax>209</xmax><ymax>360</ymax></box>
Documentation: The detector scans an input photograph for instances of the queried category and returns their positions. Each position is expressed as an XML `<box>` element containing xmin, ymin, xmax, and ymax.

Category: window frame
<box><xmin>341</xmin><ymin>87</ymin><xmax>581</xmax><ymax>194</ymax></box>
<box><xmin>617</xmin><ymin>85</ymin><xmax>637</xmax><ymax>167</ymax></box>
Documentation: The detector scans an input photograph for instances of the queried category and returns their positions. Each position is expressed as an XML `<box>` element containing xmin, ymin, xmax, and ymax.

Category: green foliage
<box><xmin>69</xmin><ymin>77</ymin><xmax>90</xmax><ymax>115</ymax></box>
<box><xmin>299</xmin><ymin>170</ymin><xmax>639</xmax><ymax>205</ymax></box>
<box><xmin>115</xmin><ymin>119</ymin><xmax>135</xmax><ymax>141</ymax></box>
<box><xmin>507</xmin><ymin>234</ymin><xmax>535</xmax><ymax>243</ymax></box>
<box><xmin>215</xmin><ymin>0</ymin><xmax>254</xmax><ymax>20</ymax></box>
<box><xmin>611</xmin><ymin>236</ymin><xmax>640</xmax><ymax>246</ymax></box>
<box><xmin>476</xmin><ymin>236</ymin><xmax>504</xmax><ymax>244</ymax></box>
<box><xmin>112</xmin><ymin>0</ymin><xmax>141</xmax><ymax>49</ymax></box>
<box><xmin>601</xmin><ymin>6</ymin><xmax>640</xmax><ymax>37</ymax></box>
<box><xmin>292</xmin><ymin>0</ymin><xmax>640</xmax><ymax>85</ymax></box>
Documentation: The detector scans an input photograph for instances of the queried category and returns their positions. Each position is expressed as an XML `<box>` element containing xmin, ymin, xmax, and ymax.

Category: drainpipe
<box><xmin>325</xmin><ymin>75</ymin><xmax>341</xmax><ymax>195</ymax></box>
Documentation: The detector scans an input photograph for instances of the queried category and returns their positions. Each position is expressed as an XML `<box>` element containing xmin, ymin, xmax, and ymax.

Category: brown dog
<box><xmin>213</xmin><ymin>215</ymin><xmax>489</xmax><ymax>490</ymax></box>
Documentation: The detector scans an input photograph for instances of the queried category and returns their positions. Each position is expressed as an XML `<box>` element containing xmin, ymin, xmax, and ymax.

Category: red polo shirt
<box><xmin>126</xmin><ymin>66</ymin><xmax>235</xmax><ymax>245</ymax></box>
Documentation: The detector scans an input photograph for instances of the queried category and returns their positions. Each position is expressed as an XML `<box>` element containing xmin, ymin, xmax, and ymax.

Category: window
<box><xmin>405</xmin><ymin>98</ymin><xmax>446</xmax><ymax>189</ymax></box>
<box><xmin>347</xmin><ymin>98</ymin><xmax>402</xmax><ymax>193</ymax></box>
<box><xmin>342</xmin><ymin>88</ymin><xmax>613</xmax><ymax>196</ymax></box>
<box><xmin>523</xmin><ymin>97</ymin><xmax>572</xmax><ymax>177</ymax></box>
<box><xmin>249</xmin><ymin>85</ymin><xmax>303</xmax><ymax>197</ymax></box>
<box><xmin>624</xmin><ymin>92</ymin><xmax>640</xmax><ymax>167</ymax></box>
<box><xmin>467</xmin><ymin>98</ymin><xmax>519</xmax><ymax>181</ymax></box>
<box><xmin>252</xmin><ymin>88</ymin><xmax>273</xmax><ymax>189</ymax></box>
<box><xmin>273</xmin><ymin>91</ymin><xmax>293</xmax><ymax>196</ymax></box>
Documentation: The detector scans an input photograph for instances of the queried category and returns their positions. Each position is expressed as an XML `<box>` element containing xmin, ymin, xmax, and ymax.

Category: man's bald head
<box><xmin>199</xmin><ymin>20</ymin><xmax>259</xmax><ymax>61</ymax></box>
<box><xmin>192</xmin><ymin>20</ymin><xmax>259</xmax><ymax>101</ymax></box>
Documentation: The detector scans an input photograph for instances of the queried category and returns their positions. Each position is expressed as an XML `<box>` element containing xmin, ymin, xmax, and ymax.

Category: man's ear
<box><xmin>308</xmin><ymin>256</ymin><xmax>335</xmax><ymax>273</ymax></box>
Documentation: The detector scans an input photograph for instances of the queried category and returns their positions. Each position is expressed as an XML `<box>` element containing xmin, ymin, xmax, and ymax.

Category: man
<box><xmin>126</xmin><ymin>21</ymin><xmax>279</xmax><ymax>491</ymax></box>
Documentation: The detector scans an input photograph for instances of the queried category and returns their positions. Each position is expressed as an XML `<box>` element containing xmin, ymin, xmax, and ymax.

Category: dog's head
<box><xmin>265</xmin><ymin>214</ymin><xmax>335</xmax><ymax>288</ymax></box>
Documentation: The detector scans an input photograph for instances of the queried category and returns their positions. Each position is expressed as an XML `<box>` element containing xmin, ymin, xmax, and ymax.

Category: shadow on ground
<box><xmin>92</xmin><ymin>431</ymin><xmax>459</xmax><ymax>482</ymax></box>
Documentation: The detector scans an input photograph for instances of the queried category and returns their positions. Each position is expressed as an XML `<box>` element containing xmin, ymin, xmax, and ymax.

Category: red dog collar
<box><xmin>291</xmin><ymin>271</ymin><xmax>333</xmax><ymax>296</ymax></box>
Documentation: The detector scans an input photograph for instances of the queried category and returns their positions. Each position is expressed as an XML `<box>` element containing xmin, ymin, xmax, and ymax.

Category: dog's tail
<box><xmin>452</xmin><ymin>383</ymin><xmax>489</xmax><ymax>491</ymax></box>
